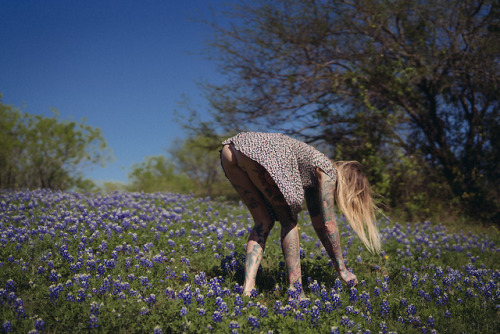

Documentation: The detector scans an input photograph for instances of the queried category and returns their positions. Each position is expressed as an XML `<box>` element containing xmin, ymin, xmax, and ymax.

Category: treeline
<box><xmin>0</xmin><ymin>98</ymin><xmax>232</xmax><ymax>198</ymax></box>
<box><xmin>118</xmin><ymin>134</ymin><xmax>234</xmax><ymax>199</ymax></box>
<box><xmin>0</xmin><ymin>97</ymin><xmax>111</xmax><ymax>191</ymax></box>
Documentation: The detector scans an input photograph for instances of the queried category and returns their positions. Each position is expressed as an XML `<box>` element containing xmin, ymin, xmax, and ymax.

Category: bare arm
<box><xmin>305</xmin><ymin>168</ymin><xmax>357</xmax><ymax>285</ymax></box>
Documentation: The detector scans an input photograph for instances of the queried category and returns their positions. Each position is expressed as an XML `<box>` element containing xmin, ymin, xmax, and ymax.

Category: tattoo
<box><xmin>233</xmin><ymin>184</ymin><xmax>261</xmax><ymax>209</ymax></box>
<box><xmin>311</xmin><ymin>170</ymin><xmax>347</xmax><ymax>275</ymax></box>
<box><xmin>245</xmin><ymin>243</ymin><xmax>263</xmax><ymax>282</ymax></box>
<box><xmin>281</xmin><ymin>225</ymin><xmax>302</xmax><ymax>284</ymax></box>
<box><xmin>320</xmin><ymin>175</ymin><xmax>336</xmax><ymax>224</ymax></box>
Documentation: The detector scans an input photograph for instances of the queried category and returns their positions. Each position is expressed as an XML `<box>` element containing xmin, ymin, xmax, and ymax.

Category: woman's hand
<box><xmin>340</xmin><ymin>269</ymin><xmax>358</xmax><ymax>287</ymax></box>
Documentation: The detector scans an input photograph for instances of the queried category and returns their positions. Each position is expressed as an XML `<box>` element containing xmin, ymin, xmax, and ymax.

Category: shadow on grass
<box><xmin>207</xmin><ymin>251</ymin><xmax>363</xmax><ymax>294</ymax></box>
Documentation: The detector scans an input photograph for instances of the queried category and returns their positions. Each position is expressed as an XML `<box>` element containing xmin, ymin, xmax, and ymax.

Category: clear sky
<box><xmin>0</xmin><ymin>0</ymin><xmax>229</xmax><ymax>184</ymax></box>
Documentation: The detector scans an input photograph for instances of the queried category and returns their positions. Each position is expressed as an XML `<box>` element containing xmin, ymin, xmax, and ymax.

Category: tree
<box><xmin>0</xmin><ymin>96</ymin><xmax>112</xmax><ymax>190</ymax></box>
<box><xmin>168</xmin><ymin>134</ymin><xmax>234</xmax><ymax>197</ymax></box>
<box><xmin>202</xmin><ymin>0</ymin><xmax>500</xmax><ymax>221</ymax></box>
<box><xmin>127</xmin><ymin>155</ymin><xmax>194</xmax><ymax>193</ymax></box>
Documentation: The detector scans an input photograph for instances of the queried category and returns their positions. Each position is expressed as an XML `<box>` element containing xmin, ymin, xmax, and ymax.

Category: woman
<box><xmin>220</xmin><ymin>132</ymin><xmax>381</xmax><ymax>297</ymax></box>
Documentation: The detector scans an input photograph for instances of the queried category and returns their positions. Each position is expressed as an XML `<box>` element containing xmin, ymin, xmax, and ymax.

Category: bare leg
<box><xmin>221</xmin><ymin>145</ymin><xmax>274</xmax><ymax>295</ymax></box>
<box><xmin>228</xmin><ymin>147</ymin><xmax>304</xmax><ymax>294</ymax></box>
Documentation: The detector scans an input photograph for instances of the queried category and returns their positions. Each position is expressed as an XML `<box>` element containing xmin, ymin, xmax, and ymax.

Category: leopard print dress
<box><xmin>222</xmin><ymin>132</ymin><xmax>336</xmax><ymax>217</ymax></box>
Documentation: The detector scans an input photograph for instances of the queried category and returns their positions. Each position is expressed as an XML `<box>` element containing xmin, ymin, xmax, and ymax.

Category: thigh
<box><xmin>231</xmin><ymin>147</ymin><xmax>297</xmax><ymax>224</ymax></box>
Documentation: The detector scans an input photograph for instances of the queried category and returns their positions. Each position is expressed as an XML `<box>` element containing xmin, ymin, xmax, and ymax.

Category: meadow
<box><xmin>0</xmin><ymin>190</ymin><xmax>498</xmax><ymax>333</ymax></box>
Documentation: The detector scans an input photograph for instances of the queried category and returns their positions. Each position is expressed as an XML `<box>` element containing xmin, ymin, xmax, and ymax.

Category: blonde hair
<box><xmin>332</xmin><ymin>161</ymin><xmax>381</xmax><ymax>253</ymax></box>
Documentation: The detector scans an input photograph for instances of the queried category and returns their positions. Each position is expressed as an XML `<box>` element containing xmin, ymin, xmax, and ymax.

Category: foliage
<box><xmin>168</xmin><ymin>133</ymin><xmax>234</xmax><ymax>198</ymax></box>
<box><xmin>126</xmin><ymin>134</ymin><xmax>235</xmax><ymax>198</ymax></box>
<box><xmin>127</xmin><ymin>155</ymin><xmax>194</xmax><ymax>194</ymax></box>
<box><xmin>0</xmin><ymin>96</ymin><xmax>111</xmax><ymax>191</ymax></box>
<box><xmin>200</xmin><ymin>0</ymin><xmax>500</xmax><ymax>222</ymax></box>
<box><xmin>0</xmin><ymin>190</ymin><xmax>498</xmax><ymax>333</ymax></box>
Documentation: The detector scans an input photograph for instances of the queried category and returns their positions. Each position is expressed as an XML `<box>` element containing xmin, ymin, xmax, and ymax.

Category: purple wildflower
<box><xmin>247</xmin><ymin>315</ymin><xmax>259</xmax><ymax>330</ymax></box>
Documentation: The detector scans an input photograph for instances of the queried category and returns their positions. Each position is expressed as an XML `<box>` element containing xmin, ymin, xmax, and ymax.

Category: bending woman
<box><xmin>220</xmin><ymin>132</ymin><xmax>381</xmax><ymax>296</ymax></box>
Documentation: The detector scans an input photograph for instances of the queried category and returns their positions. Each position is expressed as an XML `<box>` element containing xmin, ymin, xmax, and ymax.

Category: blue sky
<box><xmin>0</xmin><ymin>0</ymin><xmax>229</xmax><ymax>184</ymax></box>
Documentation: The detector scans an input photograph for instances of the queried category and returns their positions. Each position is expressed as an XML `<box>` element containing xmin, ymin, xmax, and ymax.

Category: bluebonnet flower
<box><xmin>250</xmin><ymin>288</ymin><xmax>258</xmax><ymax>298</ymax></box>
<box><xmin>212</xmin><ymin>311</ymin><xmax>222</xmax><ymax>323</ymax></box>
<box><xmin>406</xmin><ymin>304</ymin><xmax>417</xmax><ymax>316</ymax></box>
<box><xmin>89</xmin><ymin>314</ymin><xmax>99</xmax><ymax>329</ymax></box>
<box><xmin>215</xmin><ymin>297</ymin><xmax>224</xmax><ymax>308</ymax></box>
<box><xmin>180</xmin><ymin>256</ymin><xmax>190</xmax><ymax>267</ymax></box>
<box><xmin>139</xmin><ymin>276</ymin><xmax>150</xmax><ymax>287</ymax></box>
<box><xmin>195</xmin><ymin>272</ymin><xmax>208</xmax><ymax>286</ymax></box>
<box><xmin>97</xmin><ymin>264</ymin><xmax>106</xmax><ymax>275</ymax></box>
<box><xmin>331</xmin><ymin>293</ymin><xmax>341</xmax><ymax>309</ymax></box>
<box><xmin>66</xmin><ymin>292</ymin><xmax>75</xmax><ymax>302</ymax></box>
<box><xmin>229</xmin><ymin>321</ymin><xmax>240</xmax><ymax>330</ymax></box>
<box><xmin>345</xmin><ymin>305</ymin><xmax>357</xmax><ymax>314</ymax></box>
<box><xmin>330</xmin><ymin>326</ymin><xmax>340</xmax><ymax>334</ymax></box>
<box><xmin>309</xmin><ymin>280</ymin><xmax>320</xmax><ymax>295</ymax></box>
<box><xmin>360</xmin><ymin>291</ymin><xmax>372</xmax><ymax>311</ymax></box>
<box><xmin>15</xmin><ymin>302</ymin><xmax>26</xmax><ymax>319</ymax></box>
<box><xmin>433</xmin><ymin>285</ymin><xmax>441</xmax><ymax>297</ymax></box>
<box><xmin>379</xmin><ymin>321</ymin><xmax>388</xmax><ymax>334</ymax></box>
<box><xmin>299</xmin><ymin>298</ymin><xmax>311</xmax><ymax>309</ymax></box>
<box><xmin>180</xmin><ymin>272</ymin><xmax>188</xmax><ymax>282</ymax></box>
<box><xmin>5</xmin><ymin>280</ymin><xmax>15</xmax><ymax>293</ymax></box>
<box><xmin>90</xmin><ymin>301</ymin><xmax>100</xmax><ymax>315</ymax></box>
<box><xmin>49</xmin><ymin>284</ymin><xmax>64</xmax><ymax>301</ymax></box>
<box><xmin>411</xmin><ymin>272</ymin><xmax>419</xmax><ymax>288</ymax></box>
<box><xmin>380</xmin><ymin>299</ymin><xmax>390</xmax><ymax>317</ymax></box>
<box><xmin>197</xmin><ymin>308</ymin><xmax>206</xmax><ymax>316</ymax></box>
<box><xmin>233</xmin><ymin>283</ymin><xmax>243</xmax><ymax>294</ymax></box>
<box><xmin>349</xmin><ymin>287</ymin><xmax>358</xmax><ymax>303</ymax></box>
<box><xmin>34</xmin><ymin>318</ymin><xmax>45</xmax><ymax>331</ymax></box>
<box><xmin>247</xmin><ymin>315</ymin><xmax>259</xmax><ymax>330</ymax></box>
<box><xmin>77</xmin><ymin>288</ymin><xmax>86</xmax><ymax>302</ymax></box>
<box><xmin>180</xmin><ymin>307</ymin><xmax>188</xmax><ymax>316</ymax></box>
<box><xmin>153</xmin><ymin>325</ymin><xmax>163</xmax><ymax>334</ymax></box>
<box><xmin>287</xmin><ymin>286</ymin><xmax>301</xmax><ymax>300</ymax></box>
<box><xmin>340</xmin><ymin>315</ymin><xmax>350</xmax><ymax>327</ymax></box>
<box><xmin>310</xmin><ymin>305</ymin><xmax>320</xmax><ymax>324</ymax></box>
<box><xmin>258</xmin><ymin>303</ymin><xmax>268</xmax><ymax>318</ymax></box>
<box><xmin>2</xmin><ymin>321</ymin><xmax>12</xmax><ymax>333</ymax></box>
<box><xmin>274</xmin><ymin>300</ymin><xmax>282</xmax><ymax>314</ymax></box>
<box><xmin>196</xmin><ymin>293</ymin><xmax>204</xmax><ymax>306</ymax></box>
<box><xmin>49</xmin><ymin>269</ymin><xmax>61</xmax><ymax>282</ymax></box>
<box><xmin>324</xmin><ymin>301</ymin><xmax>333</xmax><ymax>314</ymax></box>
<box><xmin>146</xmin><ymin>294</ymin><xmax>157</xmax><ymax>305</ymax></box>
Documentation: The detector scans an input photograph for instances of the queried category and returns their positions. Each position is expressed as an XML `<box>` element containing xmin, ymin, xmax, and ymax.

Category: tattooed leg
<box><xmin>221</xmin><ymin>145</ymin><xmax>275</xmax><ymax>295</ymax></box>
<box><xmin>281</xmin><ymin>222</ymin><xmax>305</xmax><ymax>295</ymax></box>
<box><xmin>310</xmin><ymin>168</ymin><xmax>358</xmax><ymax>286</ymax></box>
<box><xmin>228</xmin><ymin>146</ymin><xmax>306</xmax><ymax>295</ymax></box>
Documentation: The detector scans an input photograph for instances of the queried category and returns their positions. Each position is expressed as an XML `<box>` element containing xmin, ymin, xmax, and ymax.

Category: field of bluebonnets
<box><xmin>1</xmin><ymin>190</ymin><xmax>499</xmax><ymax>333</ymax></box>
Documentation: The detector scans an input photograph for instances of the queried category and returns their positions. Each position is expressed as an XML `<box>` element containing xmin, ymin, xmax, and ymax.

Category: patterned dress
<box><xmin>222</xmin><ymin>132</ymin><xmax>336</xmax><ymax>217</ymax></box>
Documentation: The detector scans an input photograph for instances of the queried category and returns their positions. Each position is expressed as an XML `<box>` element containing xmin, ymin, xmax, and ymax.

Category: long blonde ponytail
<box><xmin>333</xmin><ymin>161</ymin><xmax>381</xmax><ymax>253</ymax></box>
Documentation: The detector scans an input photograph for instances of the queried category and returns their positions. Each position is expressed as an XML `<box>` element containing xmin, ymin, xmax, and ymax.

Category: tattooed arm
<box><xmin>305</xmin><ymin>169</ymin><xmax>357</xmax><ymax>286</ymax></box>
